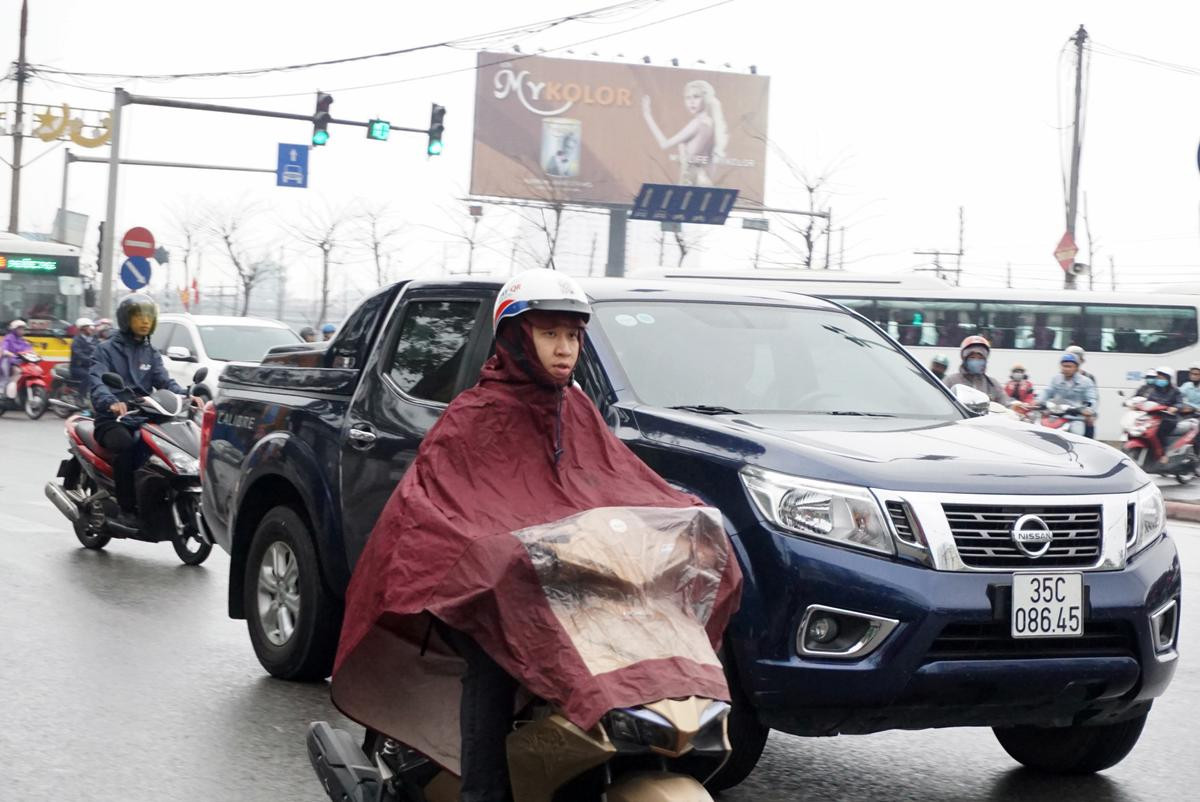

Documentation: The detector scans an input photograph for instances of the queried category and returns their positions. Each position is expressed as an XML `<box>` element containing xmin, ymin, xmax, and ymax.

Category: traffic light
<box><xmin>366</xmin><ymin>119</ymin><xmax>391</xmax><ymax>141</ymax></box>
<box><xmin>427</xmin><ymin>103</ymin><xmax>445</xmax><ymax>156</ymax></box>
<box><xmin>312</xmin><ymin>92</ymin><xmax>333</xmax><ymax>146</ymax></box>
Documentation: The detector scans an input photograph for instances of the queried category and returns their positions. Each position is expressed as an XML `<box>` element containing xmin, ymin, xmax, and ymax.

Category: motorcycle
<box><xmin>43</xmin><ymin>368</ymin><xmax>214</xmax><ymax>565</ymax></box>
<box><xmin>1121</xmin><ymin>396</ymin><xmax>1198</xmax><ymax>484</ymax></box>
<box><xmin>0</xmin><ymin>351</ymin><xmax>49</xmax><ymax>419</ymax></box>
<box><xmin>49</xmin><ymin>362</ymin><xmax>90</xmax><ymax>418</ymax></box>
<box><xmin>1025</xmin><ymin>400</ymin><xmax>1090</xmax><ymax>436</ymax></box>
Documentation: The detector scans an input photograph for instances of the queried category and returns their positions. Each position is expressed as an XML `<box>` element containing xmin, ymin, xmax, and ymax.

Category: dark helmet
<box><xmin>299</xmin><ymin>326</ymin><xmax>315</xmax><ymax>339</ymax></box>
<box><xmin>116</xmin><ymin>293</ymin><xmax>159</xmax><ymax>336</ymax></box>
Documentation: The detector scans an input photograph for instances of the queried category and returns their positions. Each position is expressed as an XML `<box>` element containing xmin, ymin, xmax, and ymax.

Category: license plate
<box><xmin>1011</xmin><ymin>573</ymin><xmax>1083</xmax><ymax>638</ymax></box>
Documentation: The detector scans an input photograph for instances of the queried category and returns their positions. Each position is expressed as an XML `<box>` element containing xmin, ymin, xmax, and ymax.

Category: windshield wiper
<box><xmin>668</xmin><ymin>404</ymin><xmax>742</xmax><ymax>415</ymax></box>
<box><xmin>817</xmin><ymin>410</ymin><xmax>897</xmax><ymax>418</ymax></box>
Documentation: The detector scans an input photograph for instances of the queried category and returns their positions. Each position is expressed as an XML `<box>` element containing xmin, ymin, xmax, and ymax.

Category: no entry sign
<box><xmin>122</xmin><ymin>227</ymin><xmax>156</xmax><ymax>259</ymax></box>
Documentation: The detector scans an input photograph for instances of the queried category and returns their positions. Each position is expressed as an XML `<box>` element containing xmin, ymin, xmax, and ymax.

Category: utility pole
<box><xmin>838</xmin><ymin>227</ymin><xmax>845</xmax><ymax>270</ymax></box>
<box><xmin>1064</xmin><ymin>24</ymin><xmax>1088</xmax><ymax>290</ymax></box>
<box><xmin>956</xmin><ymin>206</ymin><xmax>965</xmax><ymax>285</ymax></box>
<box><xmin>1006</xmin><ymin>262</ymin><xmax>1013</xmax><ymax>289</ymax></box>
<box><xmin>1109</xmin><ymin>255</ymin><xmax>1117</xmax><ymax>292</ymax></box>
<box><xmin>824</xmin><ymin>209</ymin><xmax>833</xmax><ymax>269</ymax></box>
<box><xmin>7</xmin><ymin>0</ymin><xmax>29</xmax><ymax>233</ymax></box>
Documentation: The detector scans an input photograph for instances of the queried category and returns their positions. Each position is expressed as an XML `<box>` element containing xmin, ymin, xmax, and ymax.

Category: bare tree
<box><xmin>285</xmin><ymin>203</ymin><xmax>354</xmax><ymax>327</ymax></box>
<box><xmin>165</xmin><ymin>199</ymin><xmax>210</xmax><ymax>306</ymax></box>
<box><xmin>354</xmin><ymin>203</ymin><xmax>406</xmax><ymax>287</ymax></box>
<box><xmin>205</xmin><ymin>202</ymin><xmax>275</xmax><ymax>316</ymax></box>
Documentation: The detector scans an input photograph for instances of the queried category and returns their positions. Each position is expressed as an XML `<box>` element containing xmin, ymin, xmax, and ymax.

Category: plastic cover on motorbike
<box><xmin>331</xmin><ymin>317</ymin><xmax>743</xmax><ymax>774</ymax></box>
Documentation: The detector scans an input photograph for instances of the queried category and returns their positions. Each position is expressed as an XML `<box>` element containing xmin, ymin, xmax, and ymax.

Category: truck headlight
<box><xmin>740</xmin><ymin>467</ymin><xmax>895</xmax><ymax>555</ymax></box>
<box><xmin>1130</xmin><ymin>482</ymin><xmax>1165</xmax><ymax>556</ymax></box>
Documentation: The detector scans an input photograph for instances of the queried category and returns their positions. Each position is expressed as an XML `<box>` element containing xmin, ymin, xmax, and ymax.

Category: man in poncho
<box><xmin>331</xmin><ymin>269</ymin><xmax>742</xmax><ymax>802</ymax></box>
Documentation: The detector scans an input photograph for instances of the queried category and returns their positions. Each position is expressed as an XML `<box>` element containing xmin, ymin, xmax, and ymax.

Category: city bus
<box><xmin>642</xmin><ymin>270</ymin><xmax>1200</xmax><ymax>442</ymax></box>
<box><xmin>0</xmin><ymin>233</ymin><xmax>85</xmax><ymax>378</ymax></box>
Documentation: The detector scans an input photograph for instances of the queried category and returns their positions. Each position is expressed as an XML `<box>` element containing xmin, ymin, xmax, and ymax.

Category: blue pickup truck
<box><xmin>199</xmin><ymin>277</ymin><xmax>1180</xmax><ymax>788</ymax></box>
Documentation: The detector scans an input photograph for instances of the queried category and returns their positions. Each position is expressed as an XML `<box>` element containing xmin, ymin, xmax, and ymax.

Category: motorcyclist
<box><xmin>321</xmin><ymin>323</ymin><xmax>337</xmax><ymax>341</ymax></box>
<box><xmin>1005</xmin><ymin>364</ymin><xmax>1036</xmax><ymax>404</ymax></box>
<box><xmin>299</xmin><ymin>325</ymin><xmax>317</xmax><ymax>343</ymax></box>
<box><xmin>88</xmin><ymin>294</ymin><xmax>194</xmax><ymax>529</ymax></box>
<box><xmin>69</xmin><ymin>317</ymin><xmax>97</xmax><ymax>394</ymax></box>
<box><xmin>1</xmin><ymin>319</ymin><xmax>33</xmax><ymax>398</ymax></box>
<box><xmin>1065</xmin><ymin>346</ymin><xmax>1098</xmax><ymax>437</ymax></box>
<box><xmin>945</xmin><ymin>335</ymin><xmax>1026</xmax><ymax>411</ymax></box>
<box><xmin>1134</xmin><ymin>368</ymin><xmax>1157</xmax><ymax>398</ymax></box>
<box><xmin>1141</xmin><ymin>366</ymin><xmax>1184</xmax><ymax>464</ymax></box>
<box><xmin>94</xmin><ymin>318</ymin><xmax>114</xmax><ymax>341</ymax></box>
<box><xmin>1040</xmin><ymin>352</ymin><xmax>1098</xmax><ymax>436</ymax></box>
<box><xmin>331</xmin><ymin>269</ymin><xmax>741</xmax><ymax>802</ymax></box>
<box><xmin>1179</xmin><ymin>364</ymin><xmax>1200</xmax><ymax>411</ymax></box>
<box><xmin>929</xmin><ymin>354</ymin><xmax>950</xmax><ymax>382</ymax></box>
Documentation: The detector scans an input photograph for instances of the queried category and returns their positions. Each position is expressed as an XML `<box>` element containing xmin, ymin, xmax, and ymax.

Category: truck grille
<box><xmin>942</xmin><ymin>504</ymin><xmax>1102</xmax><ymax>569</ymax></box>
<box><xmin>927</xmin><ymin>620</ymin><xmax>1136</xmax><ymax>661</ymax></box>
<box><xmin>885</xmin><ymin>501</ymin><xmax>920</xmax><ymax>545</ymax></box>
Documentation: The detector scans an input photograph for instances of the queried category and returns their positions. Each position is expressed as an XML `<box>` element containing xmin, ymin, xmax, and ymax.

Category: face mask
<box><xmin>966</xmin><ymin>358</ymin><xmax>986</xmax><ymax>375</ymax></box>
<box><xmin>1155</xmin><ymin>378</ymin><xmax>1169</xmax><ymax>388</ymax></box>
<box><xmin>1010</xmin><ymin>371</ymin><xmax>1025</xmax><ymax>381</ymax></box>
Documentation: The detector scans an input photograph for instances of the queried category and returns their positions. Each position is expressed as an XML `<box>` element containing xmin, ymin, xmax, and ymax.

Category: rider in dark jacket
<box><xmin>69</xmin><ymin>317</ymin><xmax>97</xmax><ymax>391</ymax></box>
<box><xmin>88</xmin><ymin>295</ymin><xmax>187</xmax><ymax>528</ymax></box>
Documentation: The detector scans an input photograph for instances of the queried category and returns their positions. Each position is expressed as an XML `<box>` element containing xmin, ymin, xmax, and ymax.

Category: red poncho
<box><xmin>331</xmin><ymin>317</ymin><xmax>742</xmax><ymax>772</ymax></box>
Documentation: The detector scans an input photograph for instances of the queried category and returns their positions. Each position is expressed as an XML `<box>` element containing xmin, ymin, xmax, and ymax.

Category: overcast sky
<box><xmin>2</xmin><ymin>0</ymin><xmax>1199</xmax><ymax>301</ymax></box>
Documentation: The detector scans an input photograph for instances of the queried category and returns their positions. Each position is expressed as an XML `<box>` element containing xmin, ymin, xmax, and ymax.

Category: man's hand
<box><xmin>110</xmin><ymin>401</ymin><xmax>128</xmax><ymax>416</ymax></box>
<box><xmin>189</xmin><ymin>395</ymin><xmax>205</xmax><ymax>409</ymax></box>
<box><xmin>1011</xmin><ymin>402</ymin><xmax>1029</xmax><ymax>415</ymax></box>
<box><xmin>1168</xmin><ymin>406</ymin><xmax>1179</xmax><ymax>415</ymax></box>
<box><xmin>1083</xmin><ymin>409</ymin><xmax>1095</xmax><ymax>419</ymax></box>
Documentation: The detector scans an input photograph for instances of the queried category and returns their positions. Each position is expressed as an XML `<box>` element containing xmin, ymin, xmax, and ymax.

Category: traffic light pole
<box><xmin>97</xmin><ymin>87</ymin><xmax>433</xmax><ymax>317</ymax></box>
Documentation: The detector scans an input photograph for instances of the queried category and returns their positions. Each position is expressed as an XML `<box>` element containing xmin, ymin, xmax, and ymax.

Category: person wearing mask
<box><xmin>1005</xmin><ymin>364</ymin><xmax>1036</xmax><ymax>404</ymax></box>
<box><xmin>299</xmin><ymin>326</ymin><xmax>317</xmax><ymax>343</ymax></box>
<box><xmin>945</xmin><ymin>336</ymin><xmax>1025</xmax><ymax>410</ymax></box>
<box><xmin>1041</xmin><ymin>352</ymin><xmax>1098</xmax><ymax>437</ymax></box>
<box><xmin>929</xmin><ymin>354</ymin><xmax>950</xmax><ymax>382</ymax></box>
<box><xmin>88</xmin><ymin>294</ymin><xmax>197</xmax><ymax>529</ymax></box>
<box><xmin>69</xmin><ymin>317</ymin><xmax>98</xmax><ymax>395</ymax></box>
<box><xmin>1065</xmin><ymin>346</ymin><xmax>1098</xmax><ymax>438</ymax></box>
<box><xmin>321</xmin><ymin>323</ymin><xmax>337</xmax><ymax>341</ymax></box>
<box><xmin>1134</xmin><ymin>368</ymin><xmax>1157</xmax><ymax>398</ymax></box>
<box><xmin>1141</xmin><ymin>367</ymin><xmax>1184</xmax><ymax>464</ymax></box>
<box><xmin>331</xmin><ymin>270</ymin><xmax>741</xmax><ymax>802</ymax></box>
<box><xmin>1</xmin><ymin>319</ymin><xmax>34</xmax><ymax>397</ymax></box>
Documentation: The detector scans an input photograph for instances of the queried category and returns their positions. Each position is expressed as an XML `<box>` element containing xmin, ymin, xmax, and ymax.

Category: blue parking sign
<box><xmin>277</xmin><ymin>143</ymin><xmax>309</xmax><ymax>188</ymax></box>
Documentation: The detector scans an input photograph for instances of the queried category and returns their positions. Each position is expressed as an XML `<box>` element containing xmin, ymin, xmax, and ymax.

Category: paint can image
<box><xmin>540</xmin><ymin>117</ymin><xmax>581</xmax><ymax>178</ymax></box>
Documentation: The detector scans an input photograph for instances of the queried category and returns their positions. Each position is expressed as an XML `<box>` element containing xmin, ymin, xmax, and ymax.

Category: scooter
<box><xmin>1122</xmin><ymin>397</ymin><xmax>1198</xmax><ymax>484</ymax></box>
<box><xmin>49</xmin><ymin>362</ymin><xmax>89</xmax><ymax>418</ymax></box>
<box><xmin>0</xmin><ymin>351</ymin><xmax>49</xmax><ymax>419</ymax></box>
<box><xmin>1026</xmin><ymin>400</ymin><xmax>1090</xmax><ymax>436</ymax></box>
<box><xmin>43</xmin><ymin>368</ymin><xmax>214</xmax><ymax>565</ymax></box>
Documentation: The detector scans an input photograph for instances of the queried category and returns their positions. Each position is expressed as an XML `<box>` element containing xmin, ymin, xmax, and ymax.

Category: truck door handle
<box><xmin>348</xmin><ymin>427</ymin><xmax>377</xmax><ymax>447</ymax></box>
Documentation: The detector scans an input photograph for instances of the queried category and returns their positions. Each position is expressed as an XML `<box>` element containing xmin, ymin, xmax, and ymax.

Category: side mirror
<box><xmin>191</xmin><ymin>383</ymin><xmax>212</xmax><ymax>402</ymax></box>
<box><xmin>951</xmin><ymin>383</ymin><xmax>991</xmax><ymax>416</ymax></box>
<box><xmin>166</xmin><ymin>345</ymin><xmax>195</xmax><ymax>362</ymax></box>
<box><xmin>191</xmin><ymin>366</ymin><xmax>209</xmax><ymax>384</ymax></box>
<box><xmin>101</xmin><ymin>372</ymin><xmax>126</xmax><ymax>391</ymax></box>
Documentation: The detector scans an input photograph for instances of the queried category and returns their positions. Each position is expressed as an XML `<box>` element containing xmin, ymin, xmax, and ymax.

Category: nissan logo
<box><xmin>1011</xmin><ymin>514</ymin><xmax>1054</xmax><ymax>557</ymax></box>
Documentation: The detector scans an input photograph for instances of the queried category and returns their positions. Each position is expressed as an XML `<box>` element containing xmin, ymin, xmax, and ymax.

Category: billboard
<box><xmin>470</xmin><ymin>52</ymin><xmax>769</xmax><ymax>206</ymax></box>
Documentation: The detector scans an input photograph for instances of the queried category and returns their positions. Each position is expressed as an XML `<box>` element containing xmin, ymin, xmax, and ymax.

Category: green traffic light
<box><xmin>312</xmin><ymin>129</ymin><xmax>330</xmax><ymax>146</ymax></box>
<box><xmin>427</xmin><ymin>139</ymin><xmax>443</xmax><ymax>156</ymax></box>
<box><xmin>367</xmin><ymin>119</ymin><xmax>391</xmax><ymax>141</ymax></box>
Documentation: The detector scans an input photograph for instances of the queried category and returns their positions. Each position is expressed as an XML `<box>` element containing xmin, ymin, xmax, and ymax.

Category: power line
<box><xmin>25</xmin><ymin>0</ymin><xmax>661</xmax><ymax>81</ymax></box>
<box><xmin>1089</xmin><ymin>41</ymin><xmax>1200</xmax><ymax>78</ymax></box>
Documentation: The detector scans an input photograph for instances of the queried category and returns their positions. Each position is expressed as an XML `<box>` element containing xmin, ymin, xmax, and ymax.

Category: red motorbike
<box><xmin>0</xmin><ymin>351</ymin><xmax>49</xmax><ymax>419</ymax></box>
<box><xmin>1122</xmin><ymin>398</ymin><xmax>1198</xmax><ymax>484</ymax></box>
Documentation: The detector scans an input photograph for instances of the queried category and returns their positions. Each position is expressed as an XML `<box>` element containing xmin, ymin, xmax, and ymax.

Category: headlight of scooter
<box><xmin>168</xmin><ymin>452</ymin><xmax>199</xmax><ymax>475</ymax></box>
<box><xmin>1129</xmin><ymin>482</ymin><xmax>1166</xmax><ymax>557</ymax></box>
<box><xmin>740</xmin><ymin>467</ymin><xmax>895</xmax><ymax>555</ymax></box>
<box><xmin>605</xmin><ymin>707</ymin><xmax>677</xmax><ymax>753</ymax></box>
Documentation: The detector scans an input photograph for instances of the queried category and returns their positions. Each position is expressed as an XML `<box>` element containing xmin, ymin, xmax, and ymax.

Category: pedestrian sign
<box><xmin>630</xmin><ymin>183</ymin><xmax>739</xmax><ymax>226</ymax></box>
<box><xmin>276</xmin><ymin>143</ymin><xmax>309</xmax><ymax>188</ymax></box>
<box><xmin>120</xmin><ymin>256</ymin><xmax>152</xmax><ymax>290</ymax></box>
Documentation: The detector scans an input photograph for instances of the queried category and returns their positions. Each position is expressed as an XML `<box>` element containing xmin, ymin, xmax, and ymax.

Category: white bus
<box><xmin>642</xmin><ymin>270</ymin><xmax>1200</xmax><ymax>442</ymax></box>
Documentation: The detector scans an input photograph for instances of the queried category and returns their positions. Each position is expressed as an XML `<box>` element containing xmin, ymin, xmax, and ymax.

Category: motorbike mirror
<box><xmin>192</xmin><ymin>383</ymin><xmax>212</xmax><ymax>402</ymax></box>
<box><xmin>101</xmin><ymin>372</ymin><xmax>126</xmax><ymax>391</ymax></box>
<box><xmin>951</xmin><ymin>384</ymin><xmax>991</xmax><ymax>416</ymax></box>
<box><xmin>191</xmin><ymin>366</ymin><xmax>209</xmax><ymax>384</ymax></box>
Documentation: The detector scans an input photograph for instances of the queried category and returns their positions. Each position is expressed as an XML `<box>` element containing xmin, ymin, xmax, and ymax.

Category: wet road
<box><xmin>2</xmin><ymin>415</ymin><xmax>1195</xmax><ymax>801</ymax></box>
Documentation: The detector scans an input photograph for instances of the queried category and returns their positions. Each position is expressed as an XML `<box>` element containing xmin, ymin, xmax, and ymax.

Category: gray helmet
<box><xmin>116</xmin><ymin>293</ymin><xmax>158</xmax><ymax>336</ymax></box>
<box><xmin>932</xmin><ymin>354</ymin><xmax>950</xmax><ymax>368</ymax></box>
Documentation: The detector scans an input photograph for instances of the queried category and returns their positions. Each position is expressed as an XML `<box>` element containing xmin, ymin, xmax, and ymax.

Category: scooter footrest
<box><xmin>307</xmin><ymin>721</ymin><xmax>383</xmax><ymax>802</ymax></box>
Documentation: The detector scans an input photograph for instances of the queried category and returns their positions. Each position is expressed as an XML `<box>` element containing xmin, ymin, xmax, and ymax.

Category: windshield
<box><xmin>0</xmin><ymin>274</ymin><xmax>78</xmax><ymax>337</ymax></box>
<box><xmin>197</xmin><ymin>325</ymin><xmax>300</xmax><ymax>362</ymax></box>
<box><xmin>594</xmin><ymin>301</ymin><xmax>961</xmax><ymax>420</ymax></box>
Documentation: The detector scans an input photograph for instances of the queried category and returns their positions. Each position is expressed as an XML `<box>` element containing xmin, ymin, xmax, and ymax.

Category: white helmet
<box><xmin>492</xmin><ymin>269</ymin><xmax>591</xmax><ymax>333</ymax></box>
<box><xmin>75</xmin><ymin>317</ymin><xmax>95</xmax><ymax>328</ymax></box>
<box><xmin>8</xmin><ymin>319</ymin><xmax>26</xmax><ymax>330</ymax></box>
<box><xmin>1156</xmin><ymin>366</ymin><xmax>1174</xmax><ymax>378</ymax></box>
<box><xmin>1065</xmin><ymin>345</ymin><xmax>1085</xmax><ymax>362</ymax></box>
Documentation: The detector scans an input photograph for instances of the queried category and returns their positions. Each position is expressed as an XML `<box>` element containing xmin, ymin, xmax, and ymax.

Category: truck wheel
<box><xmin>704</xmin><ymin>677</ymin><xmax>769</xmax><ymax>791</ymax></box>
<box><xmin>244</xmin><ymin>506</ymin><xmax>342</xmax><ymax>681</ymax></box>
<box><xmin>993</xmin><ymin>711</ymin><xmax>1149</xmax><ymax>774</ymax></box>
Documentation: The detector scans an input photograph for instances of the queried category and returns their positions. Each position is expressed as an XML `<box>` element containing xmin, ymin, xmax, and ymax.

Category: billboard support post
<box><xmin>605</xmin><ymin>207</ymin><xmax>627</xmax><ymax>278</ymax></box>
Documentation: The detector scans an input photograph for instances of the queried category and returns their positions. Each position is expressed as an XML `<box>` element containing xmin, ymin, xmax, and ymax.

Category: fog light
<box><xmin>1150</xmin><ymin>599</ymin><xmax>1179</xmax><ymax>658</ymax></box>
<box><xmin>807</xmin><ymin>615</ymin><xmax>839</xmax><ymax>644</ymax></box>
<box><xmin>797</xmin><ymin>604</ymin><xmax>899</xmax><ymax>659</ymax></box>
